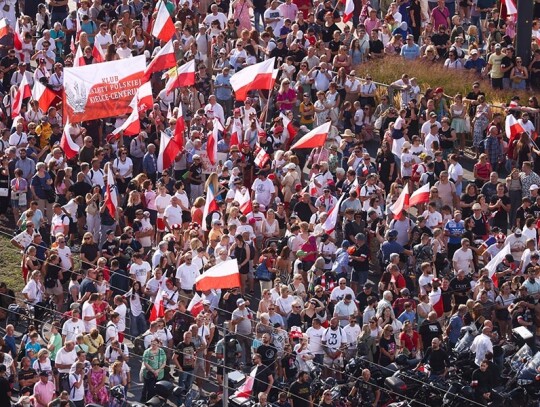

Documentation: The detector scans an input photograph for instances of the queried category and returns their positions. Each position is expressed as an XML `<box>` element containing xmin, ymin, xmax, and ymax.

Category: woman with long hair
<box><xmin>125</xmin><ymin>280</ymin><xmax>148</xmax><ymax>338</ymax></box>
<box><xmin>43</xmin><ymin>253</ymin><xmax>63</xmax><ymax>311</ymax></box>
<box><xmin>229</xmin><ymin>234</ymin><xmax>251</xmax><ymax>294</ymax></box>
<box><xmin>124</xmin><ymin>190</ymin><xmax>144</xmax><ymax>226</ymax></box>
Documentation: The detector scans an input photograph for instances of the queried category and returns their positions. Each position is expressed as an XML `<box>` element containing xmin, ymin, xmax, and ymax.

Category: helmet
<box><xmin>345</xmin><ymin>358</ymin><xmax>357</xmax><ymax>375</ymax></box>
<box><xmin>110</xmin><ymin>385</ymin><xmax>125</xmax><ymax>400</ymax></box>
<box><xmin>324</xmin><ymin>377</ymin><xmax>337</xmax><ymax>389</ymax></box>
<box><xmin>396</xmin><ymin>354</ymin><xmax>409</xmax><ymax>366</ymax></box>
<box><xmin>154</xmin><ymin>380</ymin><xmax>174</xmax><ymax>399</ymax></box>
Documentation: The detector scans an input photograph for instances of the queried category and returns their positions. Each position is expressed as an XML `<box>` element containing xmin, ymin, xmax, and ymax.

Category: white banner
<box><xmin>64</xmin><ymin>56</ymin><xmax>146</xmax><ymax>122</ymax></box>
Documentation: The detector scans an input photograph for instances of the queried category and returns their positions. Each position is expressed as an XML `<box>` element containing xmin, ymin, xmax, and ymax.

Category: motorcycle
<box><xmin>515</xmin><ymin>349</ymin><xmax>540</xmax><ymax>405</ymax></box>
<box><xmin>130</xmin><ymin>380</ymin><xmax>183</xmax><ymax>407</ymax></box>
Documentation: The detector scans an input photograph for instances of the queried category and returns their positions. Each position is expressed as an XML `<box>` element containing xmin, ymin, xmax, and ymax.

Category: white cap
<box><xmin>531</xmin><ymin>184</ymin><xmax>539</xmax><ymax>191</ymax></box>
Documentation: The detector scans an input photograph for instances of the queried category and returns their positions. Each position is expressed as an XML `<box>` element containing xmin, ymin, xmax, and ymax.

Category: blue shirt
<box><xmin>447</xmin><ymin>314</ymin><xmax>463</xmax><ymax>344</ymax></box>
<box><xmin>445</xmin><ymin>219</ymin><xmax>465</xmax><ymax>245</ymax></box>
<box><xmin>400</xmin><ymin>43</ymin><xmax>420</xmax><ymax>60</ymax></box>
<box><xmin>214</xmin><ymin>73</ymin><xmax>232</xmax><ymax>101</ymax></box>
<box><xmin>398</xmin><ymin>310</ymin><xmax>416</xmax><ymax>325</ymax></box>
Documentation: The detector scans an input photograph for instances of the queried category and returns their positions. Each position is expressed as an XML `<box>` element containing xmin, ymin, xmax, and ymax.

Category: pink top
<box><xmin>34</xmin><ymin>380</ymin><xmax>56</xmax><ymax>407</ymax></box>
<box><xmin>276</xmin><ymin>88</ymin><xmax>297</xmax><ymax>111</ymax></box>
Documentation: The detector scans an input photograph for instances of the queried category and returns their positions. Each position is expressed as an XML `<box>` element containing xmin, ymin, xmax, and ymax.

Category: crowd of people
<box><xmin>0</xmin><ymin>0</ymin><xmax>540</xmax><ymax>405</ymax></box>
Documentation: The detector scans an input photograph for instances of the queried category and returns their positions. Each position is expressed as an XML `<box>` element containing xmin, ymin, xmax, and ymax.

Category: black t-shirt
<box><xmin>449</xmin><ymin>277</ymin><xmax>471</xmax><ymax>301</ymax></box>
<box><xmin>460</xmin><ymin>193</ymin><xmax>477</xmax><ymax>219</ymax></box>
<box><xmin>80</xmin><ymin>243</ymin><xmax>99</xmax><ymax>270</ymax></box>
<box><xmin>289</xmin><ymin>380</ymin><xmax>311</xmax><ymax>407</ymax></box>
<box><xmin>343</xmin><ymin>219</ymin><xmax>362</xmax><ymax>242</ymax></box>
<box><xmin>378</xmin><ymin>335</ymin><xmax>396</xmax><ymax>366</ymax></box>
<box><xmin>466</xmin><ymin>91</ymin><xmax>486</xmax><ymax>117</ymax></box>
<box><xmin>175</xmin><ymin>341</ymin><xmax>197</xmax><ymax>371</ymax></box>
<box><xmin>501</xmin><ymin>55</ymin><xmax>515</xmax><ymax>78</ymax></box>
<box><xmin>18</xmin><ymin>367</ymin><xmax>37</xmax><ymax>389</ymax></box>
<box><xmin>418</xmin><ymin>320</ymin><xmax>442</xmax><ymax>347</ymax></box>
<box><xmin>369</xmin><ymin>39</ymin><xmax>384</xmax><ymax>54</ymax></box>
<box><xmin>79</xmin><ymin>277</ymin><xmax>97</xmax><ymax>298</ymax></box>
<box><xmin>320</xmin><ymin>23</ymin><xmax>341</xmax><ymax>43</ymax></box>
<box><xmin>490</xmin><ymin>194</ymin><xmax>510</xmax><ymax>225</ymax></box>
<box><xmin>0</xmin><ymin>376</ymin><xmax>10</xmax><ymax>399</ymax></box>
<box><xmin>350</xmin><ymin>243</ymin><xmax>370</xmax><ymax>272</ymax></box>
<box><xmin>109</xmin><ymin>268</ymin><xmax>130</xmax><ymax>298</ymax></box>
<box><xmin>292</xmin><ymin>201</ymin><xmax>313</xmax><ymax>222</ymax></box>
<box><xmin>102</xmin><ymin>239</ymin><xmax>118</xmax><ymax>258</ymax></box>
<box><xmin>431</xmin><ymin>33</ymin><xmax>450</xmax><ymax>57</ymax></box>
<box><xmin>281</xmin><ymin>354</ymin><xmax>297</xmax><ymax>380</ymax></box>
<box><xmin>354</xmin><ymin>378</ymin><xmax>377</xmax><ymax>403</ymax></box>
<box><xmin>256</xmin><ymin>343</ymin><xmax>278</xmax><ymax>367</ymax></box>
<box><xmin>252</xmin><ymin>364</ymin><xmax>272</xmax><ymax>397</ymax></box>
<box><xmin>69</xmin><ymin>181</ymin><xmax>92</xmax><ymax>198</ymax></box>
<box><xmin>421</xmin><ymin>347</ymin><xmax>449</xmax><ymax>374</ymax></box>
<box><xmin>516</xmin><ymin>206</ymin><xmax>533</xmax><ymax>228</ymax></box>
<box><xmin>356</xmin><ymin>291</ymin><xmax>379</xmax><ymax>310</ymax></box>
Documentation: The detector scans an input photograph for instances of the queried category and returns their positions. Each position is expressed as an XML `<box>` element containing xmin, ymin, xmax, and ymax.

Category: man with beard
<box><xmin>256</xmin><ymin>333</ymin><xmax>278</xmax><ymax>371</ymax></box>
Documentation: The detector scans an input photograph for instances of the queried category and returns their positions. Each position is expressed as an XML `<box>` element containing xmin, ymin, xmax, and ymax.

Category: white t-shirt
<box><xmin>175</xmin><ymin>263</ymin><xmax>200</xmax><ymax>290</ymax></box>
<box><xmin>452</xmin><ymin>248</ymin><xmax>473</xmax><ymax>274</ymax></box>
<box><xmin>114</xmin><ymin>303</ymin><xmax>127</xmax><ymax>332</ymax></box>
<box><xmin>56</xmin><ymin>246</ymin><xmax>72</xmax><ymax>272</ymax></box>
<box><xmin>113</xmin><ymin>157</ymin><xmax>133</xmax><ymax>177</ymax></box>
<box><xmin>95</xmin><ymin>32</ymin><xmax>113</xmax><ymax>49</ymax></box>
<box><xmin>252</xmin><ymin>178</ymin><xmax>275</xmax><ymax>208</ymax></box>
<box><xmin>343</xmin><ymin>324</ymin><xmax>362</xmax><ymax>348</ymax></box>
<box><xmin>421</xmin><ymin>210</ymin><xmax>442</xmax><ymax>229</ymax></box>
<box><xmin>164</xmin><ymin>204</ymin><xmax>183</xmax><ymax>226</ymax></box>
<box><xmin>129</xmin><ymin>261</ymin><xmax>151</xmax><ymax>286</ymax></box>
<box><xmin>82</xmin><ymin>301</ymin><xmax>96</xmax><ymax>332</ymax></box>
<box><xmin>306</xmin><ymin>326</ymin><xmax>325</xmax><ymax>354</ymax></box>
<box><xmin>418</xmin><ymin>274</ymin><xmax>434</xmax><ymax>295</ymax></box>
<box><xmin>155</xmin><ymin>194</ymin><xmax>172</xmax><ymax>218</ymax></box>
<box><xmin>330</xmin><ymin>286</ymin><xmax>355</xmax><ymax>302</ymax></box>
<box><xmin>62</xmin><ymin>318</ymin><xmax>86</xmax><ymax>342</ymax></box>
<box><xmin>55</xmin><ymin>348</ymin><xmax>77</xmax><ymax>374</ymax></box>
<box><xmin>448</xmin><ymin>163</ymin><xmax>463</xmax><ymax>184</ymax></box>
<box><xmin>69</xmin><ymin>373</ymin><xmax>85</xmax><ymax>401</ymax></box>
<box><xmin>322</xmin><ymin>326</ymin><xmax>347</xmax><ymax>352</ymax></box>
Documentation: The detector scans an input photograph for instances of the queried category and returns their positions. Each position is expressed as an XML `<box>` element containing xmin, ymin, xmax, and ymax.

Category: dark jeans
<box><xmin>491</xmin><ymin>77</ymin><xmax>503</xmax><ymax>90</ymax></box>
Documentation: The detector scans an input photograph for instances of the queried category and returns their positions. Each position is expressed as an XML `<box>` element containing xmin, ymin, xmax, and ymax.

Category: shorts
<box><xmin>182</xmin><ymin>210</ymin><xmax>192</xmax><ymax>223</ymax></box>
<box><xmin>157</xmin><ymin>218</ymin><xmax>165</xmax><ymax>231</ymax></box>
<box><xmin>194</xmin><ymin>358</ymin><xmax>205</xmax><ymax>377</ymax></box>
<box><xmin>323</xmin><ymin>355</ymin><xmax>343</xmax><ymax>368</ymax></box>
<box><xmin>45</xmin><ymin>281</ymin><xmax>63</xmax><ymax>296</ymax></box>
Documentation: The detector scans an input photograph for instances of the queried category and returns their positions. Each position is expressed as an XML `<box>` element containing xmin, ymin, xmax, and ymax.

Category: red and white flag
<box><xmin>137</xmin><ymin>81</ymin><xmax>153</xmax><ymax>112</ymax></box>
<box><xmin>31</xmin><ymin>80</ymin><xmax>57</xmax><ymax>113</ymax></box>
<box><xmin>11</xmin><ymin>74</ymin><xmax>31</xmax><ymax>118</ymax></box>
<box><xmin>152</xmin><ymin>1</ymin><xmax>175</xmax><ymax>42</ymax></box>
<box><xmin>173</xmin><ymin>104</ymin><xmax>185</xmax><ymax>149</ymax></box>
<box><xmin>504</xmin><ymin>0</ymin><xmax>517</xmax><ymax>15</ymax></box>
<box><xmin>290</xmin><ymin>121</ymin><xmax>331</xmax><ymax>150</ymax></box>
<box><xmin>230</xmin><ymin>119</ymin><xmax>242</xmax><ymax>147</ymax></box>
<box><xmin>0</xmin><ymin>18</ymin><xmax>8</xmax><ymax>39</ymax></box>
<box><xmin>13</xmin><ymin>19</ymin><xmax>23</xmax><ymax>60</ymax></box>
<box><xmin>157</xmin><ymin>131</ymin><xmax>181</xmax><ymax>172</ymax></box>
<box><xmin>92</xmin><ymin>44</ymin><xmax>105</xmax><ymax>63</ymax></box>
<box><xmin>254</xmin><ymin>146</ymin><xmax>270</xmax><ymax>168</ymax></box>
<box><xmin>104</xmin><ymin>164</ymin><xmax>118</xmax><ymax>216</ymax></box>
<box><xmin>505</xmin><ymin>114</ymin><xmax>525</xmax><ymax>158</ymax></box>
<box><xmin>429</xmin><ymin>288</ymin><xmax>444</xmax><ymax>318</ymax></box>
<box><xmin>202</xmin><ymin>184</ymin><xmax>220</xmax><ymax>231</ymax></box>
<box><xmin>230</xmin><ymin>57</ymin><xmax>275</xmax><ymax>101</ymax></box>
<box><xmin>195</xmin><ymin>259</ymin><xmax>242</xmax><ymax>291</ymax></box>
<box><xmin>165</xmin><ymin>59</ymin><xmax>196</xmax><ymax>94</ymax></box>
<box><xmin>409</xmin><ymin>183</ymin><xmax>430</xmax><ymax>206</ymax></box>
<box><xmin>207</xmin><ymin>119</ymin><xmax>222</xmax><ymax>165</ymax></box>
<box><xmin>389</xmin><ymin>183</ymin><xmax>409</xmax><ymax>217</ymax></box>
<box><xmin>187</xmin><ymin>293</ymin><xmax>204</xmax><ymax>317</ymax></box>
<box><xmin>60</xmin><ymin>120</ymin><xmax>80</xmax><ymax>159</ymax></box>
<box><xmin>234</xmin><ymin>187</ymin><xmax>253</xmax><ymax>217</ymax></box>
<box><xmin>112</xmin><ymin>94</ymin><xmax>140</xmax><ymax>136</ymax></box>
<box><xmin>323</xmin><ymin>194</ymin><xmax>345</xmax><ymax>234</ymax></box>
<box><xmin>280</xmin><ymin>112</ymin><xmax>297</xmax><ymax>147</ymax></box>
<box><xmin>149</xmin><ymin>289</ymin><xmax>165</xmax><ymax>322</ymax></box>
<box><xmin>73</xmin><ymin>45</ymin><xmax>85</xmax><ymax>67</ymax></box>
<box><xmin>144</xmin><ymin>39</ymin><xmax>176</xmax><ymax>80</ymax></box>
<box><xmin>343</xmin><ymin>0</ymin><xmax>355</xmax><ymax>22</ymax></box>
<box><xmin>486</xmin><ymin>243</ymin><xmax>511</xmax><ymax>287</ymax></box>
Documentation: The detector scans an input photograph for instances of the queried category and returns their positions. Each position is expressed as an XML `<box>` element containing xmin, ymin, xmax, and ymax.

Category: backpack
<box><xmin>277</xmin><ymin>235</ymin><xmax>293</xmax><ymax>253</ymax></box>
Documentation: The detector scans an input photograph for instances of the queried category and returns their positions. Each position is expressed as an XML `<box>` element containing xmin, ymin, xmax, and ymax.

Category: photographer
<box><xmin>215</xmin><ymin>334</ymin><xmax>242</xmax><ymax>390</ymax></box>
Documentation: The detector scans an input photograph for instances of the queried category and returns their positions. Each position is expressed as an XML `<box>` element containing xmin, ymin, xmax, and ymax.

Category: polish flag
<box><xmin>230</xmin><ymin>119</ymin><xmax>242</xmax><ymax>147</ymax></box>
<box><xmin>165</xmin><ymin>59</ymin><xmax>196</xmax><ymax>94</ymax></box>
<box><xmin>486</xmin><ymin>243</ymin><xmax>511</xmax><ymax>287</ymax></box>
<box><xmin>235</xmin><ymin>187</ymin><xmax>253</xmax><ymax>217</ymax></box>
<box><xmin>13</xmin><ymin>19</ymin><xmax>23</xmax><ymax>60</ymax></box>
<box><xmin>112</xmin><ymin>94</ymin><xmax>140</xmax><ymax>136</ymax></box>
<box><xmin>92</xmin><ymin>43</ymin><xmax>105</xmax><ymax>63</ymax></box>
<box><xmin>157</xmin><ymin>131</ymin><xmax>181</xmax><ymax>172</ymax></box>
<box><xmin>429</xmin><ymin>288</ymin><xmax>444</xmax><ymax>318</ymax></box>
<box><xmin>280</xmin><ymin>112</ymin><xmax>297</xmax><ymax>147</ymax></box>
<box><xmin>408</xmin><ymin>183</ymin><xmax>430</xmax><ymax>206</ymax></box>
<box><xmin>173</xmin><ymin>104</ymin><xmax>185</xmax><ymax>149</ymax></box>
<box><xmin>195</xmin><ymin>259</ymin><xmax>242</xmax><ymax>291</ymax></box>
<box><xmin>323</xmin><ymin>194</ymin><xmax>345</xmax><ymax>234</ymax></box>
<box><xmin>149</xmin><ymin>289</ymin><xmax>165</xmax><ymax>321</ymax></box>
<box><xmin>152</xmin><ymin>1</ymin><xmax>175</xmax><ymax>42</ymax></box>
<box><xmin>254</xmin><ymin>146</ymin><xmax>270</xmax><ymax>168</ymax></box>
<box><xmin>290</xmin><ymin>121</ymin><xmax>331</xmax><ymax>150</ymax></box>
<box><xmin>208</xmin><ymin>119</ymin><xmax>222</xmax><ymax>165</ymax></box>
<box><xmin>166</xmin><ymin>104</ymin><xmax>172</xmax><ymax>120</ymax></box>
<box><xmin>137</xmin><ymin>81</ymin><xmax>153</xmax><ymax>112</ymax></box>
<box><xmin>143</xmin><ymin>39</ymin><xmax>176</xmax><ymax>80</ymax></box>
<box><xmin>389</xmin><ymin>183</ymin><xmax>409</xmax><ymax>217</ymax></box>
<box><xmin>60</xmin><ymin>120</ymin><xmax>80</xmax><ymax>160</ymax></box>
<box><xmin>31</xmin><ymin>80</ymin><xmax>57</xmax><ymax>113</ymax></box>
<box><xmin>342</xmin><ymin>0</ymin><xmax>355</xmax><ymax>23</ymax></box>
<box><xmin>230</xmin><ymin>57</ymin><xmax>275</xmax><ymax>101</ymax></box>
<box><xmin>202</xmin><ymin>184</ymin><xmax>220</xmax><ymax>231</ymax></box>
<box><xmin>0</xmin><ymin>18</ymin><xmax>8</xmax><ymax>39</ymax></box>
<box><xmin>504</xmin><ymin>0</ymin><xmax>517</xmax><ymax>14</ymax></box>
<box><xmin>187</xmin><ymin>293</ymin><xmax>204</xmax><ymax>317</ymax></box>
<box><xmin>11</xmin><ymin>74</ymin><xmax>31</xmax><ymax>118</ymax></box>
<box><xmin>350</xmin><ymin>177</ymin><xmax>361</xmax><ymax>196</ymax></box>
<box><xmin>73</xmin><ymin>45</ymin><xmax>85</xmax><ymax>67</ymax></box>
<box><xmin>506</xmin><ymin>114</ymin><xmax>525</xmax><ymax>158</ymax></box>
<box><xmin>104</xmin><ymin>164</ymin><xmax>118</xmax><ymax>216</ymax></box>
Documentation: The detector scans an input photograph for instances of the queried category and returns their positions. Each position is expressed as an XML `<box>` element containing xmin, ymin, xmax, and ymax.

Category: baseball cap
<box><xmin>236</xmin><ymin>298</ymin><xmax>246</xmax><ymax>306</ymax></box>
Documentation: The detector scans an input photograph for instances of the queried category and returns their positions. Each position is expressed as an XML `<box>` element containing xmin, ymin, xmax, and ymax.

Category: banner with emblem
<box><xmin>63</xmin><ymin>56</ymin><xmax>146</xmax><ymax>122</ymax></box>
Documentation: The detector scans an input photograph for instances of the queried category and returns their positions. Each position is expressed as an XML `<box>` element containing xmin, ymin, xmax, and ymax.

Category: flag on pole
<box><xmin>504</xmin><ymin>0</ymin><xmax>517</xmax><ymax>15</ymax></box>
<box><xmin>137</xmin><ymin>81</ymin><xmax>153</xmax><ymax>112</ymax></box>
<box><xmin>230</xmin><ymin>58</ymin><xmax>276</xmax><ymax>101</ymax></box>
<box><xmin>408</xmin><ymin>183</ymin><xmax>431</xmax><ymax>206</ymax></box>
<box><xmin>323</xmin><ymin>194</ymin><xmax>345</xmax><ymax>234</ymax></box>
<box><xmin>280</xmin><ymin>112</ymin><xmax>297</xmax><ymax>147</ymax></box>
<box><xmin>60</xmin><ymin>120</ymin><xmax>80</xmax><ymax>159</ymax></box>
<box><xmin>104</xmin><ymin>164</ymin><xmax>118</xmax><ymax>216</ymax></box>
<box><xmin>0</xmin><ymin>18</ymin><xmax>8</xmax><ymax>38</ymax></box>
<box><xmin>207</xmin><ymin>119</ymin><xmax>222</xmax><ymax>165</ymax></box>
<box><xmin>73</xmin><ymin>45</ymin><xmax>84</xmax><ymax>67</ymax></box>
<box><xmin>157</xmin><ymin>131</ymin><xmax>181</xmax><ymax>172</ymax></box>
<box><xmin>92</xmin><ymin>44</ymin><xmax>106</xmax><ymax>63</ymax></box>
<box><xmin>486</xmin><ymin>244</ymin><xmax>511</xmax><ymax>287</ymax></box>
<box><xmin>13</xmin><ymin>19</ymin><xmax>23</xmax><ymax>60</ymax></box>
<box><xmin>165</xmin><ymin>59</ymin><xmax>196</xmax><ymax>94</ymax></box>
<box><xmin>32</xmin><ymin>80</ymin><xmax>57</xmax><ymax>113</ymax></box>
<box><xmin>149</xmin><ymin>289</ymin><xmax>165</xmax><ymax>321</ymax></box>
<box><xmin>143</xmin><ymin>39</ymin><xmax>177</xmax><ymax>80</ymax></box>
<box><xmin>506</xmin><ymin>114</ymin><xmax>526</xmax><ymax>158</ymax></box>
<box><xmin>11</xmin><ymin>73</ymin><xmax>31</xmax><ymax>118</ymax></box>
<box><xmin>112</xmin><ymin>94</ymin><xmax>140</xmax><ymax>136</ymax></box>
<box><xmin>195</xmin><ymin>259</ymin><xmax>242</xmax><ymax>291</ymax></box>
<box><xmin>343</xmin><ymin>0</ymin><xmax>355</xmax><ymax>22</ymax></box>
<box><xmin>202</xmin><ymin>184</ymin><xmax>220</xmax><ymax>231</ymax></box>
<box><xmin>187</xmin><ymin>293</ymin><xmax>204</xmax><ymax>317</ymax></box>
<box><xmin>290</xmin><ymin>121</ymin><xmax>331</xmax><ymax>149</ymax></box>
<box><xmin>151</xmin><ymin>0</ymin><xmax>175</xmax><ymax>42</ymax></box>
<box><xmin>254</xmin><ymin>146</ymin><xmax>270</xmax><ymax>168</ymax></box>
<box><xmin>173</xmin><ymin>104</ymin><xmax>185</xmax><ymax>149</ymax></box>
<box><xmin>234</xmin><ymin>187</ymin><xmax>253</xmax><ymax>217</ymax></box>
<box><xmin>389</xmin><ymin>184</ymin><xmax>409</xmax><ymax>216</ymax></box>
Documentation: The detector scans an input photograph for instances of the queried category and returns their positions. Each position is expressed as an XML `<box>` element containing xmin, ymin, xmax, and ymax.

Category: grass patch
<box><xmin>356</xmin><ymin>57</ymin><xmax>529</xmax><ymax>107</ymax></box>
<box><xmin>0</xmin><ymin>229</ymin><xmax>25</xmax><ymax>295</ymax></box>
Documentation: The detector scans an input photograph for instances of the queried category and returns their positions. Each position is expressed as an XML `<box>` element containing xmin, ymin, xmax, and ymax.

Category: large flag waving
<box><xmin>60</xmin><ymin>120</ymin><xmax>80</xmax><ymax>160</ymax></box>
<box><xmin>112</xmin><ymin>93</ymin><xmax>140</xmax><ymax>136</ymax></box>
<box><xmin>144</xmin><ymin>39</ymin><xmax>176</xmax><ymax>80</ymax></box>
<box><xmin>234</xmin><ymin>187</ymin><xmax>253</xmax><ymax>217</ymax></box>
<box><xmin>11</xmin><ymin>73</ymin><xmax>31</xmax><ymax>118</ymax></box>
<box><xmin>195</xmin><ymin>259</ymin><xmax>242</xmax><ymax>291</ymax></box>
<box><xmin>165</xmin><ymin>59</ymin><xmax>196</xmax><ymax>94</ymax></box>
<box><xmin>323</xmin><ymin>194</ymin><xmax>346</xmax><ymax>234</ymax></box>
<box><xmin>506</xmin><ymin>114</ymin><xmax>525</xmax><ymax>158</ymax></box>
<box><xmin>187</xmin><ymin>293</ymin><xmax>204</xmax><ymax>317</ymax></box>
<box><xmin>486</xmin><ymin>244</ymin><xmax>511</xmax><ymax>287</ymax></box>
<box><xmin>343</xmin><ymin>0</ymin><xmax>355</xmax><ymax>22</ymax></box>
<box><xmin>409</xmin><ymin>183</ymin><xmax>430</xmax><ymax>206</ymax></box>
<box><xmin>151</xmin><ymin>0</ymin><xmax>175</xmax><ymax>42</ymax></box>
<box><xmin>290</xmin><ymin>121</ymin><xmax>331</xmax><ymax>150</ymax></box>
<box><xmin>207</xmin><ymin>119</ymin><xmax>222</xmax><ymax>165</ymax></box>
<box><xmin>504</xmin><ymin>0</ymin><xmax>517</xmax><ymax>14</ymax></box>
<box><xmin>230</xmin><ymin>57</ymin><xmax>275</xmax><ymax>101</ymax></box>
<box><xmin>32</xmin><ymin>80</ymin><xmax>57</xmax><ymax>112</ymax></box>
<box><xmin>0</xmin><ymin>18</ymin><xmax>8</xmax><ymax>39</ymax></box>
<box><xmin>389</xmin><ymin>184</ymin><xmax>409</xmax><ymax>216</ymax></box>
<box><xmin>157</xmin><ymin>131</ymin><xmax>181</xmax><ymax>172</ymax></box>
<box><xmin>172</xmin><ymin>103</ymin><xmax>185</xmax><ymax>149</ymax></box>
<box><xmin>202</xmin><ymin>184</ymin><xmax>219</xmax><ymax>231</ymax></box>
<box><xmin>104</xmin><ymin>164</ymin><xmax>118</xmax><ymax>216</ymax></box>
<box><xmin>149</xmin><ymin>289</ymin><xmax>165</xmax><ymax>322</ymax></box>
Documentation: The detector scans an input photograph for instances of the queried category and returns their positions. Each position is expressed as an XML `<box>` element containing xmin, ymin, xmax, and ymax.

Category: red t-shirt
<box><xmin>399</xmin><ymin>330</ymin><xmax>420</xmax><ymax>353</ymax></box>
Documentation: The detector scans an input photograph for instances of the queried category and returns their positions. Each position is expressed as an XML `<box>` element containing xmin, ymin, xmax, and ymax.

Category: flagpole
<box><xmin>261</xmin><ymin>84</ymin><xmax>277</xmax><ymax>131</ymax></box>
